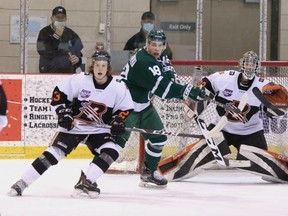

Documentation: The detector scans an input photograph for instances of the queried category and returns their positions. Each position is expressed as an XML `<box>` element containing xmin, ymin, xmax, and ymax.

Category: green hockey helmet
<box><xmin>147</xmin><ymin>29</ymin><xmax>167</xmax><ymax>45</ymax></box>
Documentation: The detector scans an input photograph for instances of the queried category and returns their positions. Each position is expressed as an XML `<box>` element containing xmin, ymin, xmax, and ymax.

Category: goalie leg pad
<box><xmin>172</xmin><ymin>141</ymin><xmax>215</xmax><ymax>181</ymax></box>
<box><xmin>158</xmin><ymin>133</ymin><xmax>230</xmax><ymax>181</ymax></box>
<box><xmin>158</xmin><ymin>139</ymin><xmax>215</xmax><ymax>181</ymax></box>
<box><xmin>239</xmin><ymin>145</ymin><xmax>288</xmax><ymax>183</ymax></box>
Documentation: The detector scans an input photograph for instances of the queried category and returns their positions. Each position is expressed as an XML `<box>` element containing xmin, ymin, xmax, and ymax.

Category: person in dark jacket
<box><xmin>123</xmin><ymin>12</ymin><xmax>173</xmax><ymax>59</ymax></box>
<box><xmin>37</xmin><ymin>6</ymin><xmax>83</xmax><ymax>73</ymax></box>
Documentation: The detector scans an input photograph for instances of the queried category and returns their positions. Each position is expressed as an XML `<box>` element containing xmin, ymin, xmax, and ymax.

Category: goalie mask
<box><xmin>239</xmin><ymin>50</ymin><xmax>260</xmax><ymax>80</ymax></box>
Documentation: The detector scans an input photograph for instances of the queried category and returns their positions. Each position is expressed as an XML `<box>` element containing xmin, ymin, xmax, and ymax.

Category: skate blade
<box><xmin>7</xmin><ymin>188</ymin><xmax>21</xmax><ymax>197</ymax></box>
<box><xmin>71</xmin><ymin>189</ymin><xmax>99</xmax><ymax>199</ymax></box>
<box><xmin>138</xmin><ymin>181</ymin><xmax>167</xmax><ymax>189</ymax></box>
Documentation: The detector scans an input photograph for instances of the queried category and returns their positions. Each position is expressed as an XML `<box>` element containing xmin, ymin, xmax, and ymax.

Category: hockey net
<box><xmin>109</xmin><ymin>60</ymin><xmax>288</xmax><ymax>173</ymax></box>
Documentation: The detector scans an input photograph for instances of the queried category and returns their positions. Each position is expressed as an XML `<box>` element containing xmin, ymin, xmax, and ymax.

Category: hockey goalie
<box><xmin>158</xmin><ymin>51</ymin><xmax>288</xmax><ymax>183</ymax></box>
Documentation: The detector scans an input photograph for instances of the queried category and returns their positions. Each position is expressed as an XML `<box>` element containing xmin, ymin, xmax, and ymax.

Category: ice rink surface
<box><xmin>0</xmin><ymin>159</ymin><xmax>287</xmax><ymax>216</ymax></box>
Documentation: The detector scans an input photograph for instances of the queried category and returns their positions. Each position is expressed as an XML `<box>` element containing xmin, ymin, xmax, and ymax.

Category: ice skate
<box><xmin>71</xmin><ymin>171</ymin><xmax>100</xmax><ymax>199</ymax></box>
<box><xmin>8</xmin><ymin>179</ymin><xmax>28</xmax><ymax>196</ymax></box>
<box><xmin>139</xmin><ymin>166</ymin><xmax>168</xmax><ymax>189</ymax></box>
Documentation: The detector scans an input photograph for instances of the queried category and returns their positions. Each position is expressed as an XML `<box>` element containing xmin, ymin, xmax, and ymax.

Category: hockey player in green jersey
<box><xmin>118</xmin><ymin>29</ymin><xmax>205</xmax><ymax>188</ymax></box>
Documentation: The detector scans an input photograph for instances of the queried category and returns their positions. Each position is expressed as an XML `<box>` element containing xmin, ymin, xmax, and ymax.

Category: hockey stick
<box><xmin>201</xmin><ymin>94</ymin><xmax>242</xmax><ymax>114</ymax></box>
<box><xmin>75</xmin><ymin>122</ymin><xmax>204</xmax><ymax>139</ymax></box>
<box><xmin>194</xmin><ymin>93</ymin><xmax>250</xmax><ymax>167</ymax></box>
<box><xmin>180</xmin><ymin>67</ymin><xmax>249</xmax><ymax>167</ymax></box>
<box><xmin>74</xmin><ymin>104</ymin><xmax>205</xmax><ymax>139</ymax></box>
<box><xmin>252</xmin><ymin>87</ymin><xmax>288</xmax><ymax>109</ymax></box>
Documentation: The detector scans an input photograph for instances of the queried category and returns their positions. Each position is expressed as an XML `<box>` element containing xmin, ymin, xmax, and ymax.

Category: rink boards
<box><xmin>0</xmin><ymin>74</ymin><xmax>286</xmax><ymax>159</ymax></box>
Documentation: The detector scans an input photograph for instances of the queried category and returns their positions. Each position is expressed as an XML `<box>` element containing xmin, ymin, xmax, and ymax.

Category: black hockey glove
<box><xmin>56</xmin><ymin>106</ymin><xmax>74</xmax><ymax>131</ymax></box>
<box><xmin>109</xmin><ymin>115</ymin><xmax>126</xmax><ymax>136</ymax></box>
<box><xmin>182</xmin><ymin>84</ymin><xmax>205</xmax><ymax>102</ymax></box>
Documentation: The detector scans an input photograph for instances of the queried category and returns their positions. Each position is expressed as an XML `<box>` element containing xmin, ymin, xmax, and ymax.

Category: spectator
<box><xmin>123</xmin><ymin>11</ymin><xmax>173</xmax><ymax>59</ymax></box>
<box><xmin>37</xmin><ymin>6</ymin><xmax>84</xmax><ymax>73</ymax></box>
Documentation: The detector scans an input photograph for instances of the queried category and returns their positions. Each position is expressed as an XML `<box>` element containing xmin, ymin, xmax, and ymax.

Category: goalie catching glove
<box><xmin>109</xmin><ymin>115</ymin><xmax>126</xmax><ymax>136</ymax></box>
<box><xmin>262</xmin><ymin>83</ymin><xmax>288</xmax><ymax>106</ymax></box>
<box><xmin>56</xmin><ymin>106</ymin><xmax>74</xmax><ymax>131</ymax></box>
<box><xmin>262</xmin><ymin>83</ymin><xmax>288</xmax><ymax>117</ymax></box>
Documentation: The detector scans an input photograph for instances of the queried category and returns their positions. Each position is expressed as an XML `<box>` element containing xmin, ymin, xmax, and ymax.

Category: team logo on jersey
<box><xmin>225</xmin><ymin>101</ymin><xmax>250</xmax><ymax>123</ymax></box>
<box><xmin>75</xmin><ymin>101</ymin><xmax>107</xmax><ymax>124</ymax></box>
<box><xmin>80</xmin><ymin>89</ymin><xmax>91</xmax><ymax>99</ymax></box>
<box><xmin>223</xmin><ymin>89</ymin><xmax>233</xmax><ymax>97</ymax></box>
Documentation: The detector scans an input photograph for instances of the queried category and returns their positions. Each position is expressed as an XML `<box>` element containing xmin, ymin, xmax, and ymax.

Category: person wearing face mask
<box><xmin>123</xmin><ymin>12</ymin><xmax>173</xmax><ymax>59</ymax></box>
<box><xmin>37</xmin><ymin>6</ymin><xmax>84</xmax><ymax>73</ymax></box>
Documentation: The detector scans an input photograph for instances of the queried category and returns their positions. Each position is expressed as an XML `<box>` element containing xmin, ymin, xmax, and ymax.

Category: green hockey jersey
<box><xmin>120</xmin><ymin>48</ymin><xmax>185</xmax><ymax>112</ymax></box>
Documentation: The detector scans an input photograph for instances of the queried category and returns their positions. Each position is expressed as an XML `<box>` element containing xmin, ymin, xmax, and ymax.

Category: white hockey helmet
<box><xmin>239</xmin><ymin>50</ymin><xmax>260</xmax><ymax>80</ymax></box>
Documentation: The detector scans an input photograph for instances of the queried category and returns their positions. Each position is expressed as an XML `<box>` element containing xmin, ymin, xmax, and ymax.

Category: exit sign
<box><xmin>160</xmin><ymin>22</ymin><xmax>195</xmax><ymax>32</ymax></box>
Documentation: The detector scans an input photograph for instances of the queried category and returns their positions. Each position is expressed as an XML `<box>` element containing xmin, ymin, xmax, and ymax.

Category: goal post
<box><xmin>108</xmin><ymin>60</ymin><xmax>288</xmax><ymax>173</ymax></box>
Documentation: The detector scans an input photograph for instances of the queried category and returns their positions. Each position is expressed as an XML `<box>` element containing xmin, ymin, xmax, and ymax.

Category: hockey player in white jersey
<box><xmin>8</xmin><ymin>50</ymin><xmax>134</xmax><ymax>198</ymax></box>
<box><xmin>158</xmin><ymin>50</ymin><xmax>288</xmax><ymax>182</ymax></box>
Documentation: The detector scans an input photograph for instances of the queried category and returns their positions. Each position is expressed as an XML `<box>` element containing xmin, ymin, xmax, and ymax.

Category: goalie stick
<box><xmin>194</xmin><ymin>93</ymin><xmax>250</xmax><ymax>167</ymax></box>
<box><xmin>252</xmin><ymin>87</ymin><xmax>288</xmax><ymax>109</ymax></box>
<box><xmin>181</xmin><ymin>67</ymin><xmax>249</xmax><ymax>167</ymax></box>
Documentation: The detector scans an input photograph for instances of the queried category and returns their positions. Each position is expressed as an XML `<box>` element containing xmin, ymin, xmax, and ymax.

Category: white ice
<box><xmin>0</xmin><ymin>159</ymin><xmax>287</xmax><ymax>216</ymax></box>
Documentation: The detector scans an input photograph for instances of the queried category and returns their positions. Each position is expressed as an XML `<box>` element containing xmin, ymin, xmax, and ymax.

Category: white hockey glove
<box><xmin>0</xmin><ymin>115</ymin><xmax>8</xmax><ymax>131</ymax></box>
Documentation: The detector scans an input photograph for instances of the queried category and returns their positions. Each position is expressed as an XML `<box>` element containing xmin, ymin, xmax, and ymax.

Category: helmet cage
<box><xmin>239</xmin><ymin>51</ymin><xmax>260</xmax><ymax>80</ymax></box>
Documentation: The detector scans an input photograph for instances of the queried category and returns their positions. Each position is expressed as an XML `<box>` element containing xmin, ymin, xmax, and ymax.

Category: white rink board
<box><xmin>0</xmin><ymin>74</ymin><xmax>68</xmax><ymax>147</ymax></box>
<box><xmin>0</xmin><ymin>74</ymin><xmax>286</xmax><ymax>150</ymax></box>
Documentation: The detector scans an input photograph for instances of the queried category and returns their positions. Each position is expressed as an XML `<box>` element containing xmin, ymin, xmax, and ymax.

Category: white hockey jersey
<box><xmin>203</xmin><ymin>70</ymin><xmax>269</xmax><ymax>135</ymax></box>
<box><xmin>50</xmin><ymin>73</ymin><xmax>134</xmax><ymax>134</ymax></box>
